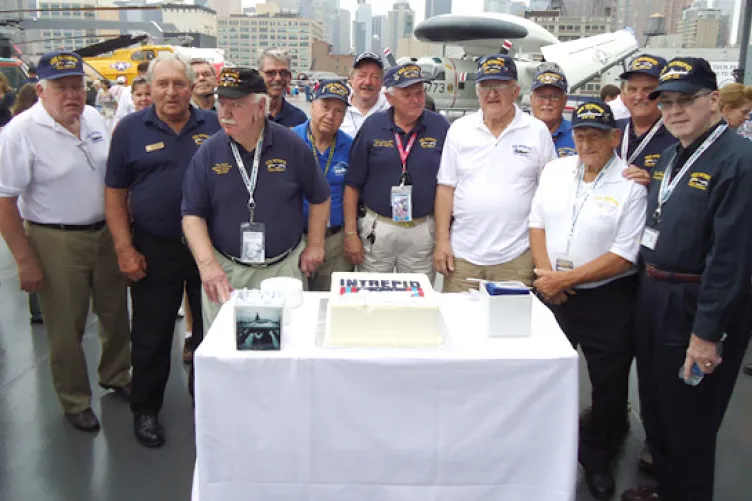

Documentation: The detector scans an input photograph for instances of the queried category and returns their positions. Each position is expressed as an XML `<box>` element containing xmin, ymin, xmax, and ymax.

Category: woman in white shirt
<box><xmin>528</xmin><ymin>101</ymin><xmax>647</xmax><ymax>501</ymax></box>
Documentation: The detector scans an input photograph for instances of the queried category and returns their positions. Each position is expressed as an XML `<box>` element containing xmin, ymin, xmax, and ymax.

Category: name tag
<box><xmin>641</xmin><ymin>227</ymin><xmax>659</xmax><ymax>250</ymax></box>
<box><xmin>145</xmin><ymin>142</ymin><xmax>165</xmax><ymax>152</ymax></box>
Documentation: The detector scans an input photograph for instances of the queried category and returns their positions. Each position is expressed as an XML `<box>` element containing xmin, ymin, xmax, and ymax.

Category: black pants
<box><xmin>634</xmin><ymin>276</ymin><xmax>751</xmax><ymax>501</ymax></box>
<box><xmin>548</xmin><ymin>275</ymin><xmax>638</xmax><ymax>470</ymax></box>
<box><xmin>130</xmin><ymin>228</ymin><xmax>203</xmax><ymax>415</ymax></box>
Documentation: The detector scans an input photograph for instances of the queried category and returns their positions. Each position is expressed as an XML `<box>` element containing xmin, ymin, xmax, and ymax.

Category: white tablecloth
<box><xmin>193</xmin><ymin>292</ymin><xmax>579</xmax><ymax>501</ymax></box>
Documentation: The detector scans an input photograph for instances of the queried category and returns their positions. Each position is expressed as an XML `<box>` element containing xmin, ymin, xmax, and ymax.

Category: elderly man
<box><xmin>105</xmin><ymin>54</ymin><xmax>220</xmax><ymax>448</ymax></box>
<box><xmin>343</xmin><ymin>63</ymin><xmax>450</xmax><ymax>279</ymax></box>
<box><xmin>530</xmin><ymin>68</ymin><xmax>575</xmax><ymax>157</ymax></box>
<box><xmin>340</xmin><ymin>51</ymin><xmax>391</xmax><ymax>138</ymax></box>
<box><xmin>182</xmin><ymin>67</ymin><xmax>329</xmax><ymax>329</ymax></box>
<box><xmin>621</xmin><ymin>58</ymin><xmax>752</xmax><ymax>501</ymax></box>
<box><xmin>434</xmin><ymin>54</ymin><xmax>556</xmax><ymax>291</ymax></box>
<box><xmin>292</xmin><ymin>80</ymin><xmax>354</xmax><ymax>291</ymax></box>
<box><xmin>0</xmin><ymin>51</ymin><xmax>131</xmax><ymax>432</ymax></box>
<box><xmin>190</xmin><ymin>58</ymin><xmax>218</xmax><ymax>111</ymax></box>
<box><xmin>258</xmin><ymin>48</ymin><xmax>306</xmax><ymax>127</ymax></box>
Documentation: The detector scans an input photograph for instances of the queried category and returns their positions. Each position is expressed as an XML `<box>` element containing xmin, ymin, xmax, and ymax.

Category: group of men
<box><xmin>0</xmin><ymin>40</ymin><xmax>750</xmax><ymax>501</ymax></box>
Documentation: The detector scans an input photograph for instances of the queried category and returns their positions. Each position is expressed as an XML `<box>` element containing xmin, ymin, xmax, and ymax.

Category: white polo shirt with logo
<box><xmin>340</xmin><ymin>91</ymin><xmax>391</xmax><ymax>138</ymax></box>
<box><xmin>528</xmin><ymin>154</ymin><xmax>647</xmax><ymax>289</ymax></box>
<box><xmin>0</xmin><ymin>102</ymin><xmax>111</xmax><ymax>225</ymax></box>
<box><xmin>437</xmin><ymin>106</ymin><xmax>556</xmax><ymax>265</ymax></box>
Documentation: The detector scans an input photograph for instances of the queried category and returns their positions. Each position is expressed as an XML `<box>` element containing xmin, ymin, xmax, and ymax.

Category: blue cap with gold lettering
<box><xmin>383</xmin><ymin>63</ymin><xmax>430</xmax><ymax>89</ymax></box>
<box><xmin>314</xmin><ymin>79</ymin><xmax>351</xmax><ymax>103</ymax></box>
<box><xmin>37</xmin><ymin>51</ymin><xmax>86</xmax><ymax>81</ymax></box>
<box><xmin>619</xmin><ymin>54</ymin><xmax>667</xmax><ymax>80</ymax></box>
<box><xmin>216</xmin><ymin>67</ymin><xmax>267</xmax><ymax>99</ymax></box>
<box><xmin>571</xmin><ymin>101</ymin><xmax>616</xmax><ymax>131</ymax></box>
<box><xmin>649</xmin><ymin>57</ymin><xmax>717</xmax><ymax>99</ymax></box>
<box><xmin>531</xmin><ymin>69</ymin><xmax>567</xmax><ymax>92</ymax></box>
<box><xmin>476</xmin><ymin>54</ymin><xmax>518</xmax><ymax>83</ymax></box>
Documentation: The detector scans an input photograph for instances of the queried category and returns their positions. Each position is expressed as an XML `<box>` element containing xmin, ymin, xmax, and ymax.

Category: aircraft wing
<box><xmin>74</xmin><ymin>35</ymin><xmax>149</xmax><ymax>58</ymax></box>
<box><xmin>413</xmin><ymin>13</ymin><xmax>558</xmax><ymax>56</ymax></box>
<box><xmin>540</xmin><ymin>30</ymin><xmax>639</xmax><ymax>92</ymax></box>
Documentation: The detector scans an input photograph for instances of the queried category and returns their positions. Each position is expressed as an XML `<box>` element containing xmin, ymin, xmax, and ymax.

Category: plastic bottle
<box><xmin>679</xmin><ymin>333</ymin><xmax>727</xmax><ymax>386</ymax></box>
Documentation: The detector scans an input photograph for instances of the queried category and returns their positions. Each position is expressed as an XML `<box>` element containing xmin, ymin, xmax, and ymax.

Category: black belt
<box><xmin>218</xmin><ymin>238</ymin><xmax>300</xmax><ymax>268</ymax></box>
<box><xmin>304</xmin><ymin>225</ymin><xmax>343</xmax><ymax>237</ymax></box>
<box><xmin>28</xmin><ymin>220</ymin><xmax>106</xmax><ymax>232</ymax></box>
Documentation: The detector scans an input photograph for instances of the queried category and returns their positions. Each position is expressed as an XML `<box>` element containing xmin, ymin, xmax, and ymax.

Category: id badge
<box><xmin>641</xmin><ymin>227</ymin><xmax>659</xmax><ymax>250</ymax></box>
<box><xmin>240</xmin><ymin>222</ymin><xmax>265</xmax><ymax>264</ymax></box>
<box><xmin>391</xmin><ymin>185</ymin><xmax>413</xmax><ymax>223</ymax></box>
<box><xmin>555</xmin><ymin>256</ymin><xmax>574</xmax><ymax>272</ymax></box>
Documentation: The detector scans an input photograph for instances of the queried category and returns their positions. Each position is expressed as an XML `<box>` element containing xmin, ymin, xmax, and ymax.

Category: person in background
<box><xmin>258</xmin><ymin>48</ymin><xmax>307</xmax><ymax>127</ymax></box>
<box><xmin>0</xmin><ymin>73</ymin><xmax>16</xmax><ymax>127</ymax></box>
<box><xmin>96</xmin><ymin>79</ymin><xmax>117</xmax><ymax>130</ymax></box>
<box><xmin>600</xmin><ymin>84</ymin><xmax>621</xmax><ymax>103</ymax></box>
<box><xmin>341</xmin><ymin>51</ymin><xmax>391</xmax><ymax>137</ymax></box>
<box><xmin>22</xmin><ymin>65</ymin><xmax>39</xmax><ymax>86</ymax></box>
<box><xmin>719</xmin><ymin>82</ymin><xmax>752</xmax><ymax>129</ymax></box>
<box><xmin>115</xmin><ymin>61</ymin><xmax>150</xmax><ymax>120</ymax></box>
<box><xmin>190</xmin><ymin>58</ymin><xmax>218</xmax><ymax>111</ymax></box>
<box><xmin>130</xmin><ymin>76</ymin><xmax>152</xmax><ymax>112</ymax></box>
<box><xmin>603</xmin><ymin>82</ymin><xmax>631</xmax><ymax>120</ymax></box>
<box><xmin>530</xmin><ymin>69</ymin><xmax>574</xmax><ymax>157</ymax></box>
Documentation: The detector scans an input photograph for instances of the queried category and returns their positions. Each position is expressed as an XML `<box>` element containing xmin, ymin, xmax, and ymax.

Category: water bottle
<box><xmin>679</xmin><ymin>333</ymin><xmax>726</xmax><ymax>386</ymax></box>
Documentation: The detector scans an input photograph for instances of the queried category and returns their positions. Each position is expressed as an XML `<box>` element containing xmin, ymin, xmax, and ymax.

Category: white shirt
<box><xmin>609</xmin><ymin>95</ymin><xmax>630</xmax><ymax>121</ymax></box>
<box><xmin>0</xmin><ymin>102</ymin><xmax>111</xmax><ymax>224</ymax></box>
<box><xmin>340</xmin><ymin>91</ymin><xmax>390</xmax><ymax>138</ymax></box>
<box><xmin>437</xmin><ymin>106</ymin><xmax>557</xmax><ymax>265</ymax></box>
<box><xmin>529</xmin><ymin>154</ymin><xmax>647</xmax><ymax>289</ymax></box>
<box><xmin>115</xmin><ymin>86</ymin><xmax>134</xmax><ymax>120</ymax></box>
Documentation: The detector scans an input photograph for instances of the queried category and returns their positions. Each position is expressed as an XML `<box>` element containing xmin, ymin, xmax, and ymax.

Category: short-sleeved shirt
<box><xmin>0</xmin><ymin>102</ymin><xmax>111</xmax><ymax>224</ymax></box>
<box><xmin>346</xmin><ymin>109</ymin><xmax>450</xmax><ymax>219</ymax></box>
<box><xmin>529</xmin><ymin>154</ymin><xmax>647</xmax><ymax>288</ymax></box>
<box><xmin>105</xmin><ymin>105</ymin><xmax>220</xmax><ymax>239</ymax></box>
<box><xmin>640</xmin><ymin>124</ymin><xmax>752</xmax><ymax>342</ymax></box>
<box><xmin>437</xmin><ymin>106</ymin><xmax>557</xmax><ymax>265</ymax></box>
<box><xmin>181</xmin><ymin>120</ymin><xmax>330</xmax><ymax>259</ymax></box>
<box><xmin>340</xmin><ymin>92</ymin><xmax>391</xmax><ymax>138</ymax></box>
<box><xmin>616</xmin><ymin>117</ymin><xmax>677</xmax><ymax>173</ymax></box>
<box><xmin>270</xmin><ymin>98</ymin><xmax>307</xmax><ymax>128</ymax></box>
<box><xmin>552</xmin><ymin>118</ymin><xmax>575</xmax><ymax>158</ymax></box>
<box><xmin>291</xmin><ymin>121</ymin><xmax>353</xmax><ymax>230</ymax></box>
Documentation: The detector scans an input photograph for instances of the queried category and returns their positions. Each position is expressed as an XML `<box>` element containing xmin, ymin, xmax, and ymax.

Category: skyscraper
<box><xmin>425</xmin><ymin>0</ymin><xmax>452</xmax><ymax>18</ymax></box>
<box><xmin>355</xmin><ymin>0</ymin><xmax>373</xmax><ymax>52</ymax></box>
<box><xmin>334</xmin><ymin>8</ymin><xmax>352</xmax><ymax>54</ymax></box>
<box><xmin>387</xmin><ymin>1</ymin><xmax>414</xmax><ymax>53</ymax></box>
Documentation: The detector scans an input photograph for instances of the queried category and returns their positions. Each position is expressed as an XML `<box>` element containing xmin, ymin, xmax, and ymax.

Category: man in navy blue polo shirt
<box><xmin>343</xmin><ymin>63</ymin><xmax>450</xmax><ymax>280</ymax></box>
<box><xmin>182</xmin><ymin>67</ymin><xmax>330</xmax><ymax>328</ymax></box>
<box><xmin>258</xmin><ymin>48</ymin><xmax>307</xmax><ymax>127</ymax></box>
<box><xmin>617</xmin><ymin>54</ymin><xmax>677</xmax><ymax>188</ymax></box>
<box><xmin>292</xmin><ymin>80</ymin><xmax>354</xmax><ymax>291</ymax></box>
<box><xmin>105</xmin><ymin>53</ymin><xmax>220</xmax><ymax>448</ymax></box>
<box><xmin>530</xmin><ymin>69</ymin><xmax>575</xmax><ymax>157</ymax></box>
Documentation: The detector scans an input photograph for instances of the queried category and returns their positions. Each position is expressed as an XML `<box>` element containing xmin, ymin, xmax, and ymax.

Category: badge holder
<box><xmin>555</xmin><ymin>257</ymin><xmax>574</xmax><ymax>272</ymax></box>
<box><xmin>240</xmin><ymin>221</ymin><xmax>266</xmax><ymax>264</ymax></box>
<box><xmin>391</xmin><ymin>172</ymin><xmax>413</xmax><ymax>223</ymax></box>
<box><xmin>641</xmin><ymin>208</ymin><xmax>661</xmax><ymax>250</ymax></box>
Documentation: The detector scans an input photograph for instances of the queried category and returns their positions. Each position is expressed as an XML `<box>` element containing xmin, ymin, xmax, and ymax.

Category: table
<box><xmin>193</xmin><ymin>292</ymin><xmax>579</xmax><ymax>501</ymax></box>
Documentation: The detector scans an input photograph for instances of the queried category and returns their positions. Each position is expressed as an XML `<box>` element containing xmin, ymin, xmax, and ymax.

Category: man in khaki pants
<box><xmin>0</xmin><ymin>51</ymin><xmax>131</xmax><ymax>432</ymax></box>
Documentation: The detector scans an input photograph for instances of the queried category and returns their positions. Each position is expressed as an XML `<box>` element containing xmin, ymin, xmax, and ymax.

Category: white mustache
<box><xmin>268</xmin><ymin>82</ymin><xmax>284</xmax><ymax>89</ymax></box>
<box><xmin>220</xmin><ymin>118</ymin><xmax>237</xmax><ymax>125</ymax></box>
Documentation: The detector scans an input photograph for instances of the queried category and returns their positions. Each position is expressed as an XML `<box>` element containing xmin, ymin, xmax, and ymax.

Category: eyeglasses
<box><xmin>263</xmin><ymin>69</ymin><xmax>291</xmax><ymax>79</ymax></box>
<box><xmin>477</xmin><ymin>83</ymin><xmax>513</xmax><ymax>94</ymax></box>
<box><xmin>533</xmin><ymin>93</ymin><xmax>563</xmax><ymax>102</ymax></box>
<box><xmin>657</xmin><ymin>91</ymin><xmax>711</xmax><ymax>111</ymax></box>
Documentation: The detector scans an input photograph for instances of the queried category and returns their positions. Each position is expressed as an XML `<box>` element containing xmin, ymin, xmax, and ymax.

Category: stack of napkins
<box><xmin>233</xmin><ymin>289</ymin><xmax>285</xmax><ymax>350</ymax></box>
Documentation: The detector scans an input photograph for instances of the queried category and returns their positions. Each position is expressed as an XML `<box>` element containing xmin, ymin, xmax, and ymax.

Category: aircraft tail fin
<box><xmin>383</xmin><ymin>48</ymin><xmax>397</xmax><ymax>68</ymax></box>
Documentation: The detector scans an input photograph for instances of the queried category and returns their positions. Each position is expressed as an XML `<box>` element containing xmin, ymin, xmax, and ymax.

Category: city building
<box><xmin>267</xmin><ymin>0</ymin><xmax>298</xmax><ymax>10</ymax></box>
<box><xmin>484</xmin><ymin>0</ymin><xmax>510</xmax><ymax>13</ymax></box>
<box><xmin>333</xmin><ymin>8</ymin><xmax>351</xmax><ymax>54</ymax></box>
<box><xmin>372</xmin><ymin>15</ymin><xmax>390</xmax><ymax>51</ymax></box>
<box><xmin>355</xmin><ymin>0</ymin><xmax>373</xmax><ymax>52</ymax></box>
<box><xmin>217</xmin><ymin>12</ymin><xmax>323</xmax><ymax>73</ymax></box>
<box><xmin>387</xmin><ymin>1</ymin><xmax>414</xmax><ymax>54</ymax></box>
<box><xmin>509</xmin><ymin>0</ymin><xmax>526</xmax><ymax>16</ymax></box>
<box><xmin>34</xmin><ymin>0</ymin><xmax>99</xmax><ymax>53</ymax></box>
<box><xmin>208</xmin><ymin>0</ymin><xmax>242</xmax><ymax>19</ymax></box>
<box><xmin>678</xmin><ymin>5</ymin><xmax>722</xmax><ymax>47</ymax></box>
<box><xmin>311</xmin><ymin>38</ymin><xmax>354</xmax><ymax>75</ymax></box>
<box><xmin>161</xmin><ymin>4</ymin><xmax>218</xmax><ymax>37</ymax></box>
<box><xmin>425</xmin><ymin>0</ymin><xmax>452</xmax><ymax>19</ymax></box>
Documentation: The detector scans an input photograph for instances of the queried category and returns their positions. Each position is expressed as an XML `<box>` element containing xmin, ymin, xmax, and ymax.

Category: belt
<box><xmin>645</xmin><ymin>264</ymin><xmax>702</xmax><ymax>284</ymax></box>
<box><xmin>27</xmin><ymin>220</ymin><xmax>106</xmax><ymax>232</ymax></box>
<box><xmin>219</xmin><ymin>238</ymin><xmax>299</xmax><ymax>268</ymax></box>
<box><xmin>365</xmin><ymin>207</ymin><xmax>428</xmax><ymax>228</ymax></box>
<box><xmin>304</xmin><ymin>225</ymin><xmax>343</xmax><ymax>237</ymax></box>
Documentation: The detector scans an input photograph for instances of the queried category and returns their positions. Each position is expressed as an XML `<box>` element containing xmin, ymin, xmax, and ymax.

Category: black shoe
<box><xmin>134</xmin><ymin>413</ymin><xmax>165</xmax><ymax>448</ymax></box>
<box><xmin>585</xmin><ymin>468</ymin><xmax>616</xmax><ymax>500</ymax></box>
<box><xmin>65</xmin><ymin>408</ymin><xmax>100</xmax><ymax>432</ymax></box>
<box><xmin>743</xmin><ymin>363</ymin><xmax>752</xmax><ymax>376</ymax></box>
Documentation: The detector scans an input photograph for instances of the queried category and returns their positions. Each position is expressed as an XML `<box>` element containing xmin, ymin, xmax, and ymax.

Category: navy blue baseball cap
<box><xmin>531</xmin><ymin>69</ymin><xmax>568</xmax><ymax>92</ymax></box>
<box><xmin>649</xmin><ymin>57</ymin><xmax>717</xmax><ymax>100</ymax></box>
<box><xmin>216</xmin><ymin>67</ymin><xmax>267</xmax><ymax>98</ymax></box>
<box><xmin>383</xmin><ymin>63</ymin><xmax>429</xmax><ymax>89</ymax></box>
<box><xmin>571</xmin><ymin>101</ymin><xmax>616</xmax><ymax>131</ymax></box>
<box><xmin>353</xmin><ymin>51</ymin><xmax>383</xmax><ymax>69</ymax></box>
<box><xmin>314</xmin><ymin>79</ymin><xmax>350</xmax><ymax>103</ymax></box>
<box><xmin>476</xmin><ymin>54</ymin><xmax>517</xmax><ymax>83</ymax></box>
<box><xmin>37</xmin><ymin>51</ymin><xmax>86</xmax><ymax>80</ymax></box>
<box><xmin>619</xmin><ymin>54</ymin><xmax>667</xmax><ymax>80</ymax></box>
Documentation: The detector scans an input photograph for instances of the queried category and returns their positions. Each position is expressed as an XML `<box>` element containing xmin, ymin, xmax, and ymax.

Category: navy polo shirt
<box><xmin>270</xmin><ymin>98</ymin><xmax>307</xmax><ymax>128</ymax></box>
<box><xmin>105</xmin><ymin>105</ymin><xmax>220</xmax><ymax>239</ymax></box>
<box><xmin>291</xmin><ymin>121</ymin><xmax>353</xmax><ymax>230</ymax></box>
<box><xmin>617</xmin><ymin>117</ymin><xmax>677</xmax><ymax>173</ymax></box>
<box><xmin>346</xmin><ymin>109</ymin><xmax>450</xmax><ymax>218</ymax></box>
<box><xmin>552</xmin><ymin>119</ymin><xmax>576</xmax><ymax>157</ymax></box>
<box><xmin>181</xmin><ymin>120</ymin><xmax>330</xmax><ymax>259</ymax></box>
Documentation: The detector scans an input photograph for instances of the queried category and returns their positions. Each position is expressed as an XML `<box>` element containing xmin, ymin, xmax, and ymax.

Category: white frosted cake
<box><xmin>324</xmin><ymin>272</ymin><xmax>443</xmax><ymax>347</ymax></box>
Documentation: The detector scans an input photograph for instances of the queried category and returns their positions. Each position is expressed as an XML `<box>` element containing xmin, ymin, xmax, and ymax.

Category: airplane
<box><xmin>397</xmin><ymin>13</ymin><xmax>639</xmax><ymax>115</ymax></box>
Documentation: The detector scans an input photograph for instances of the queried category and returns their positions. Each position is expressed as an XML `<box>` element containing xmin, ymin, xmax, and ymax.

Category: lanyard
<box><xmin>395</xmin><ymin>132</ymin><xmax>418</xmax><ymax>175</ymax></box>
<box><xmin>567</xmin><ymin>155</ymin><xmax>616</xmax><ymax>253</ymax></box>
<box><xmin>230</xmin><ymin>127</ymin><xmax>265</xmax><ymax>222</ymax></box>
<box><xmin>307</xmin><ymin>128</ymin><xmax>336</xmax><ymax>176</ymax></box>
<box><xmin>654</xmin><ymin>123</ymin><xmax>727</xmax><ymax>223</ymax></box>
<box><xmin>621</xmin><ymin>118</ymin><xmax>664</xmax><ymax>166</ymax></box>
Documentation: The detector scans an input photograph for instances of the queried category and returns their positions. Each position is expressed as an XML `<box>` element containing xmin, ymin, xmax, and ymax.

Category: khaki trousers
<box><xmin>202</xmin><ymin>241</ymin><xmax>306</xmax><ymax>333</ymax></box>
<box><xmin>26</xmin><ymin>224</ymin><xmax>131</xmax><ymax>414</ymax></box>
<box><xmin>306</xmin><ymin>231</ymin><xmax>353</xmax><ymax>292</ymax></box>
<box><xmin>442</xmin><ymin>249</ymin><xmax>535</xmax><ymax>293</ymax></box>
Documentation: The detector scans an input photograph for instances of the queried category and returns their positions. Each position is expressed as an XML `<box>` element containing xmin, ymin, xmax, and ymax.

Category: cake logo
<box><xmin>339</xmin><ymin>278</ymin><xmax>424</xmax><ymax>297</ymax></box>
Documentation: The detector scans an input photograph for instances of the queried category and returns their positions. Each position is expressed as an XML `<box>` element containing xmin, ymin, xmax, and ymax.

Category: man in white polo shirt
<box><xmin>340</xmin><ymin>51</ymin><xmax>390</xmax><ymax>138</ymax></box>
<box><xmin>434</xmin><ymin>54</ymin><xmax>556</xmax><ymax>291</ymax></box>
<box><xmin>0</xmin><ymin>51</ymin><xmax>131</xmax><ymax>432</ymax></box>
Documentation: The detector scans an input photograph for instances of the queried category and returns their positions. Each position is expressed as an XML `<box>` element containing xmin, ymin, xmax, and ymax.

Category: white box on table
<box><xmin>479</xmin><ymin>281</ymin><xmax>532</xmax><ymax>338</ymax></box>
